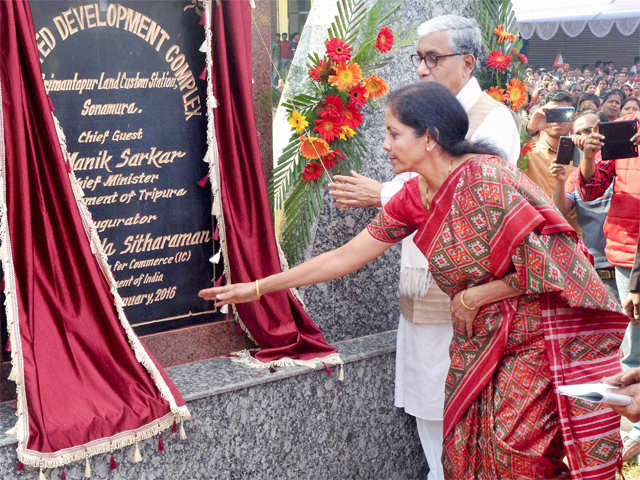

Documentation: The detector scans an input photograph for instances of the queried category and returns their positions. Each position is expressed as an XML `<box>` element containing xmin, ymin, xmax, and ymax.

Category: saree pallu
<box><xmin>368</xmin><ymin>155</ymin><xmax>628</xmax><ymax>479</ymax></box>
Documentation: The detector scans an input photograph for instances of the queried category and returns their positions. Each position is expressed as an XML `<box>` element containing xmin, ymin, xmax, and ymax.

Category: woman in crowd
<box><xmin>621</xmin><ymin>96</ymin><xmax>640</xmax><ymax>116</ymax></box>
<box><xmin>200</xmin><ymin>82</ymin><xmax>628</xmax><ymax>479</ymax></box>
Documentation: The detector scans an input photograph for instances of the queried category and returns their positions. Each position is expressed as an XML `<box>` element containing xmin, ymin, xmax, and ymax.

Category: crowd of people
<box><xmin>202</xmin><ymin>15</ymin><xmax>640</xmax><ymax>480</ymax></box>
<box><xmin>523</xmin><ymin>59</ymin><xmax>640</xmax><ymax>116</ymax></box>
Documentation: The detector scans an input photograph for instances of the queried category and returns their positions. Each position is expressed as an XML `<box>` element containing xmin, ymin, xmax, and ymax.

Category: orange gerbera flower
<box><xmin>485</xmin><ymin>86</ymin><xmax>506</xmax><ymax>103</ymax></box>
<box><xmin>299</xmin><ymin>136</ymin><xmax>331</xmax><ymax>160</ymax></box>
<box><xmin>329</xmin><ymin>62</ymin><xmax>362</xmax><ymax>92</ymax></box>
<box><xmin>363</xmin><ymin>74</ymin><xmax>389</xmax><ymax>99</ymax></box>
<box><xmin>487</xmin><ymin>50</ymin><xmax>512</xmax><ymax>72</ymax></box>
<box><xmin>506</xmin><ymin>78</ymin><xmax>528</xmax><ymax>111</ymax></box>
<box><xmin>375</xmin><ymin>26</ymin><xmax>394</xmax><ymax>53</ymax></box>
<box><xmin>493</xmin><ymin>24</ymin><xmax>516</xmax><ymax>43</ymax></box>
<box><xmin>301</xmin><ymin>162</ymin><xmax>324</xmax><ymax>182</ymax></box>
<box><xmin>325</xmin><ymin>38</ymin><xmax>352</xmax><ymax>63</ymax></box>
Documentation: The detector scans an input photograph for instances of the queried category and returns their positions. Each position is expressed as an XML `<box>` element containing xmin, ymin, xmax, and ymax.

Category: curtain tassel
<box><xmin>179</xmin><ymin>421</ymin><xmax>187</xmax><ymax>441</ymax></box>
<box><xmin>5</xmin><ymin>422</ymin><xmax>17</xmax><ymax>435</ymax></box>
<box><xmin>198</xmin><ymin>14</ymin><xmax>206</xmax><ymax>26</ymax></box>
<box><xmin>338</xmin><ymin>364</ymin><xmax>344</xmax><ymax>381</ymax></box>
<box><xmin>60</xmin><ymin>466</ymin><xmax>66</xmax><ymax>480</ymax></box>
<box><xmin>197</xmin><ymin>173</ymin><xmax>210</xmax><ymax>187</ymax></box>
<box><xmin>132</xmin><ymin>442</ymin><xmax>143</xmax><ymax>463</ymax></box>
<box><xmin>323</xmin><ymin>362</ymin><xmax>334</xmax><ymax>376</ymax></box>
<box><xmin>83</xmin><ymin>456</ymin><xmax>91</xmax><ymax>478</ymax></box>
<box><xmin>38</xmin><ymin>467</ymin><xmax>47</xmax><ymax>480</ymax></box>
<box><xmin>158</xmin><ymin>434</ymin><xmax>165</xmax><ymax>452</ymax></box>
<box><xmin>199</xmin><ymin>65</ymin><xmax>208</xmax><ymax>81</ymax></box>
<box><xmin>16</xmin><ymin>461</ymin><xmax>24</xmax><ymax>472</ymax></box>
<box><xmin>109</xmin><ymin>452</ymin><xmax>117</xmax><ymax>470</ymax></box>
<box><xmin>8</xmin><ymin>363</ymin><xmax>17</xmax><ymax>382</ymax></box>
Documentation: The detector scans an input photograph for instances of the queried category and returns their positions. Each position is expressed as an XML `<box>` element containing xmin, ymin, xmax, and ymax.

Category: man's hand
<box><xmin>572</xmin><ymin>134</ymin><xmax>588</xmax><ymax>150</ymax></box>
<box><xmin>583</xmin><ymin>121</ymin><xmax>604</xmax><ymax>161</ymax></box>
<box><xmin>526</xmin><ymin>106</ymin><xmax>547</xmax><ymax>136</ymax></box>
<box><xmin>631</xmin><ymin>130</ymin><xmax>640</xmax><ymax>146</ymax></box>
<box><xmin>605</xmin><ymin>383</ymin><xmax>640</xmax><ymax>422</ymax></box>
<box><xmin>549</xmin><ymin>162</ymin><xmax>568</xmax><ymax>183</ymax></box>
<box><xmin>624</xmin><ymin>292</ymin><xmax>640</xmax><ymax>325</ymax></box>
<box><xmin>328</xmin><ymin>171</ymin><xmax>383</xmax><ymax>209</ymax></box>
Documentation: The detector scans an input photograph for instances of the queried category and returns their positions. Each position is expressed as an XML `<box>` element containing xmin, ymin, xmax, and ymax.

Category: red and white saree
<box><xmin>367</xmin><ymin>155</ymin><xmax>627</xmax><ymax>479</ymax></box>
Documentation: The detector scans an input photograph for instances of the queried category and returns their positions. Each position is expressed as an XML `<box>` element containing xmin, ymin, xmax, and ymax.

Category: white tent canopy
<box><xmin>512</xmin><ymin>0</ymin><xmax>640</xmax><ymax>40</ymax></box>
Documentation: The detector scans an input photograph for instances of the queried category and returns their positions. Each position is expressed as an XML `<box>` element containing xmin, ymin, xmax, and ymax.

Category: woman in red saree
<box><xmin>200</xmin><ymin>82</ymin><xmax>628</xmax><ymax>479</ymax></box>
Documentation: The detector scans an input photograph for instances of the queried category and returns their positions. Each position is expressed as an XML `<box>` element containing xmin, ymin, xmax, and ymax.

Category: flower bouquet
<box><xmin>269</xmin><ymin>0</ymin><xmax>401</xmax><ymax>265</ymax></box>
<box><xmin>468</xmin><ymin>0</ymin><xmax>532</xmax><ymax>170</ymax></box>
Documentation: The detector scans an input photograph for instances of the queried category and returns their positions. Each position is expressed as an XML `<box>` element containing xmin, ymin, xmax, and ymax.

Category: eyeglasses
<box><xmin>410</xmin><ymin>52</ymin><xmax>467</xmax><ymax>69</ymax></box>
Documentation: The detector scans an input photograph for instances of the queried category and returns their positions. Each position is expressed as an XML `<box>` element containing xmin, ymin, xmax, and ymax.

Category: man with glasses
<box><xmin>329</xmin><ymin>15</ymin><xmax>519</xmax><ymax>480</ymax></box>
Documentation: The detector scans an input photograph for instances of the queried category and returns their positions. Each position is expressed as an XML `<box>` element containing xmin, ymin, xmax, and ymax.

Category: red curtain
<box><xmin>210</xmin><ymin>1</ymin><xmax>337</xmax><ymax>362</ymax></box>
<box><xmin>0</xmin><ymin>0</ymin><xmax>188</xmax><ymax>468</ymax></box>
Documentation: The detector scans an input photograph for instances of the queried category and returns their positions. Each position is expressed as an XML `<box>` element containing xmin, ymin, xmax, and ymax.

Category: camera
<box><xmin>556</xmin><ymin>136</ymin><xmax>581</xmax><ymax>166</ymax></box>
<box><xmin>599</xmin><ymin>120</ymin><xmax>639</xmax><ymax>160</ymax></box>
<box><xmin>545</xmin><ymin>107</ymin><xmax>575</xmax><ymax>123</ymax></box>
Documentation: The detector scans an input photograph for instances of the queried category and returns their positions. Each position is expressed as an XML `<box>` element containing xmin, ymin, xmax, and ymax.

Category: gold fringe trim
<box><xmin>18</xmin><ymin>412</ymin><xmax>177</xmax><ymax>469</ymax></box>
<box><xmin>230</xmin><ymin>349</ymin><xmax>345</xmax><ymax>381</ymax></box>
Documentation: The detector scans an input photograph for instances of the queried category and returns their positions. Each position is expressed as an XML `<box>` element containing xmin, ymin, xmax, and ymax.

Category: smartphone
<box><xmin>546</xmin><ymin>107</ymin><xmax>575</xmax><ymax>123</ymax></box>
<box><xmin>556</xmin><ymin>136</ymin><xmax>575</xmax><ymax>165</ymax></box>
<box><xmin>599</xmin><ymin>120</ymin><xmax>639</xmax><ymax>160</ymax></box>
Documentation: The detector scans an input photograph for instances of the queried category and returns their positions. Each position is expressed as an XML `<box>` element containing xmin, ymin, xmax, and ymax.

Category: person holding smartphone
<box><xmin>524</xmin><ymin>90</ymin><xmax>581</xmax><ymax>232</ymax></box>
<box><xmin>549</xmin><ymin>110</ymin><xmax>618</xmax><ymax>296</ymax></box>
<box><xmin>579</xmin><ymin>112</ymin><xmax>640</xmax><ymax>461</ymax></box>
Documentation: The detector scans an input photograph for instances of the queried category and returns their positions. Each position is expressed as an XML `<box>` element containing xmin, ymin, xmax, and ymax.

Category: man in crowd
<box><xmin>548</xmin><ymin>110</ymin><xmax>618</xmax><ymax>296</ymax></box>
<box><xmin>579</xmin><ymin>113</ymin><xmax>640</xmax><ymax>460</ymax></box>
<box><xmin>328</xmin><ymin>15</ymin><xmax>520</xmax><ymax>480</ymax></box>
<box><xmin>523</xmin><ymin>90</ymin><xmax>581</xmax><ymax>231</ymax></box>
<box><xmin>278</xmin><ymin>33</ymin><xmax>292</xmax><ymax>76</ymax></box>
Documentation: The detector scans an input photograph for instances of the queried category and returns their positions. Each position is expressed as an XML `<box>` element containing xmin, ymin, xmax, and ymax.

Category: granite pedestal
<box><xmin>0</xmin><ymin>331</ymin><xmax>427</xmax><ymax>479</ymax></box>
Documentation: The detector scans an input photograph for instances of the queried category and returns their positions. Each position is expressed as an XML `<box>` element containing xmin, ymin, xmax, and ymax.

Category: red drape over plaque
<box><xmin>207</xmin><ymin>1</ymin><xmax>340</xmax><ymax>365</ymax></box>
<box><xmin>0</xmin><ymin>0</ymin><xmax>189</xmax><ymax>469</ymax></box>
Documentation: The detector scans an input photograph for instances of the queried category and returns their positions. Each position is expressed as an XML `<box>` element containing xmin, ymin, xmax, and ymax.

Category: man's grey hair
<box><xmin>416</xmin><ymin>15</ymin><xmax>483</xmax><ymax>68</ymax></box>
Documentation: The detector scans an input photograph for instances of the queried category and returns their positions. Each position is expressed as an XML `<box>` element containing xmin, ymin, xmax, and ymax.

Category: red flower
<box><xmin>342</xmin><ymin>102</ymin><xmax>363</xmax><ymax>130</ymax></box>
<box><xmin>321</xmin><ymin>94</ymin><xmax>345</xmax><ymax>117</ymax></box>
<box><xmin>301</xmin><ymin>162</ymin><xmax>324</xmax><ymax>182</ymax></box>
<box><xmin>309</xmin><ymin>59</ymin><xmax>332</xmax><ymax>81</ymax></box>
<box><xmin>314</xmin><ymin>111</ymin><xmax>343</xmax><ymax>142</ymax></box>
<box><xmin>375</xmin><ymin>26</ymin><xmax>394</xmax><ymax>53</ymax></box>
<box><xmin>321</xmin><ymin>149</ymin><xmax>345</xmax><ymax>169</ymax></box>
<box><xmin>349</xmin><ymin>83</ymin><xmax>368</xmax><ymax>107</ymax></box>
<box><xmin>520</xmin><ymin>142</ymin><xmax>534</xmax><ymax>157</ymax></box>
<box><xmin>325</xmin><ymin>38</ymin><xmax>352</xmax><ymax>63</ymax></box>
<box><xmin>487</xmin><ymin>50</ymin><xmax>512</xmax><ymax>72</ymax></box>
<box><xmin>517</xmin><ymin>53</ymin><xmax>528</xmax><ymax>65</ymax></box>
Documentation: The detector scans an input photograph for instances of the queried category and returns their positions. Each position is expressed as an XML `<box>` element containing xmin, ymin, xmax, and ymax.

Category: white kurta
<box><xmin>381</xmin><ymin>77</ymin><xmax>520</xmax><ymax>422</ymax></box>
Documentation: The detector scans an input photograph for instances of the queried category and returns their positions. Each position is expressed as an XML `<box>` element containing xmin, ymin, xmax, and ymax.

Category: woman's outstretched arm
<box><xmin>198</xmin><ymin>228</ymin><xmax>394</xmax><ymax>306</ymax></box>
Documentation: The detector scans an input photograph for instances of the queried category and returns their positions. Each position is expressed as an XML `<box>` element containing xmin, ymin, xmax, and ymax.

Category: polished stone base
<box><xmin>0</xmin><ymin>331</ymin><xmax>427</xmax><ymax>479</ymax></box>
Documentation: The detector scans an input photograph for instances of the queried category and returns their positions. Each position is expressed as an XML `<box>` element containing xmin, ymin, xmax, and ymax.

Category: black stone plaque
<box><xmin>30</xmin><ymin>0</ymin><xmax>220</xmax><ymax>334</ymax></box>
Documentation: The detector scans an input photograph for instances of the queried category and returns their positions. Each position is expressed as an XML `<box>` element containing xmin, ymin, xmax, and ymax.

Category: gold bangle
<box><xmin>255</xmin><ymin>280</ymin><xmax>261</xmax><ymax>299</ymax></box>
<box><xmin>459</xmin><ymin>290</ymin><xmax>475</xmax><ymax>311</ymax></box>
